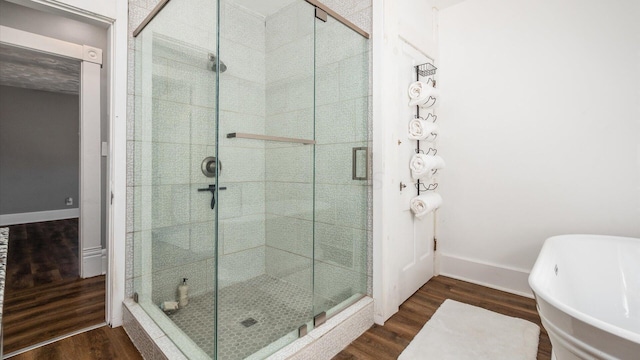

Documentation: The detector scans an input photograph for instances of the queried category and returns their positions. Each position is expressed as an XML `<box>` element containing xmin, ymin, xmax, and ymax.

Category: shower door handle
<box><xmin>197</xmin><ymin>184</ymin><xmax>227</xmax><ymax>209</ymax></box>
<box><xmin>352</xmin><ymin>147</ymin><xmax>368</xmax><ymax>180</ymax></box>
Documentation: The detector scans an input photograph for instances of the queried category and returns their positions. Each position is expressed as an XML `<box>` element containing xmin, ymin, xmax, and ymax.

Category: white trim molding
<box><xmin>0</xmin><ymin>25</ymin><xmax>102</xmax><ymax>65</ymax></box>
<box><xmin>82</xmin><ymin>245</ymin><xmax>104</xmax><ymax>278</ymax></box>
<box><xmin>101</xmin><ymin>248</ymin><xmax>107</xmax><ymax>274</ymax></box>
<box><xmin>107</xmin><ymin>0</ymin><xmax>129</xmax><ymax>327</ymax></box>
<box><xmin>0</xmin><ymin>209</ymin><xmax>79</xmax><ymax>226</ymax></box>
<box><xmin>79</xmin><ymin>59</ymin><xmax>103</xmax><ymax>279</ymax></box>
<box><xmin>439</xmin><ymin>253</ymin><xmax>534</xmax><ymax>298</ymax></box>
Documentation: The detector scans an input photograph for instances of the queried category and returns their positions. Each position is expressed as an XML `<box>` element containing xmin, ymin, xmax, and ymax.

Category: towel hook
<box><xmin>424</xmin><ymin>97</ymin><xmax>437</xmax><ymax>107</ymax></box>
<box><xmin>415</xmin><ymin>148</ymin><xmax>438</xmax><ymax>156</ymax></box>
<box><xmin>416</xmin><ymin>182</ymin><xmax>439</xmax><ymax>191</ymax></box>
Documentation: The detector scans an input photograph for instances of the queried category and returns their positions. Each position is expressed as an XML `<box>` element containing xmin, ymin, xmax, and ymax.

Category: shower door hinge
<box><xmin>315</xmin><ymin>8</ymin><xmax>327</xmax><ymax>22</ymax></box>
<box><xmin>298</xmin><ymin>324</ymin><xmax>308</xmax><ymax>337</ymax></box>
<box><xmin>434</xmin><ymin>238</ymin><xmax>437</xmax><ymax>251</ymax></box>
<box><xmin>314</xmin><ymin>312</ymin><xmax>327</xmax><ymax>327</ymax></box>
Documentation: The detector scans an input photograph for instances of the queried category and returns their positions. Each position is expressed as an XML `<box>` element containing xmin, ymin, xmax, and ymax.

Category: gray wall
<box><xmin>0</xmin><ymin>0</ymin><xmax>109</xmax><ymax>246</ymax></box>
<box><xmin>0</xmin><ymin>86</ymin><xmax>79</xmax><ymax>214</ymax></box>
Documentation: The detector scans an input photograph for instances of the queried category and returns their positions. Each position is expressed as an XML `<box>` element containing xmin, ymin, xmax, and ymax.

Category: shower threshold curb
<box><xmin>267</xmin><ymin>296</ymin><xmax>373</xmax><ymax>360</ymax></box>
<box><xmin>122</xmin><ymin>296</ymin><xmax>373</xmax><ymax>359</ymax></box>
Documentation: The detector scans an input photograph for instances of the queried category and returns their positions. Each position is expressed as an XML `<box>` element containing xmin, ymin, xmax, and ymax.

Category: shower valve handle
<box><xmin>197</xmin><ymin>184</ymin><xmax>227</xmax><ymax>209</ymax></box>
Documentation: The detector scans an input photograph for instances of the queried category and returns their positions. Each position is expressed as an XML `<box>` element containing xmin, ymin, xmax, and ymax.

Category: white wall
<box><xmin>437</xmin><ymin>0</ymin><xmax>640</xmax><ymax>296</ymax></box>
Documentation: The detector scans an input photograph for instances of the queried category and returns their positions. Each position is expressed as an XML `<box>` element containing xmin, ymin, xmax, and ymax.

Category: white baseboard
<box><xmin>439</xmin><ymin>253</ymin><xmax>534</xmax><ymax>298</ymax></box>
<box><xmin>0</xmin><ymin>208</ymin><xmax>79</xmax><ymax>226</ymax></box>
<box><xmin>101</xmin><ymin>249</ymin><xmax>107</xmax><ymax>275</ymax></box>
<box><xmin>82</xmin><ymin>246</ymin><xmax>104</xmax><ymax>278</ymax></box>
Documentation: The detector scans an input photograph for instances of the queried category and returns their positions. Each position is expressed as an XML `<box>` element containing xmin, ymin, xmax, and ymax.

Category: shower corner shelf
<box><xmin>416</xmin><ymin>63</ymin><xmax>437</xmax><ymax>77</ymax></box>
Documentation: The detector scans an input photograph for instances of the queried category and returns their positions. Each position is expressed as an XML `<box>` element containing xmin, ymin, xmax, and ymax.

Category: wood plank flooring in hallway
<box><xmin>334</xmin><ymin>276</ymin><xmax>552</xmax><ymax>360</ymax></box>
<box><xmin>8</xmin><ymin>326</ymin><xmax>142</xmax><ymax>360</ymax></box>
<box><xmin>4</xmin><ymin>219</ymin><xmax>105</xmax><ymax>354</ymax></box>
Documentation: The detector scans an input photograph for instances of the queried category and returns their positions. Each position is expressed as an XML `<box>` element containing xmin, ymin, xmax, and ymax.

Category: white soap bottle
<box><xmin>178</xmin><ymin>278</ymin><xmax>189</xmax><ymax>307</ymax></box>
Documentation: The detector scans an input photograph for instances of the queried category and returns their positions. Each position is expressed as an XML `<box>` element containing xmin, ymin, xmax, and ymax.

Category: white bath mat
<box><xmin>398</xmin><ymin>299</ymin><xmax>539</xmax><ymax>360</ymax></box>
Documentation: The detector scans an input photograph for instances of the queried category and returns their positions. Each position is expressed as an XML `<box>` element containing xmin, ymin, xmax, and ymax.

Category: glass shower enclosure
<box><xmin>132</xmin><ymin>0</ymin><xmax>369</xmax><ymax>358</ymax></box>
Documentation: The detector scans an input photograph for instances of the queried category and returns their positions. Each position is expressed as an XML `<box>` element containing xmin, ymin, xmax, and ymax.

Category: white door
<box><xmin>395</xmin><ymin>39</ymin><xmax>436</xmax><ymax>304</ymax></box>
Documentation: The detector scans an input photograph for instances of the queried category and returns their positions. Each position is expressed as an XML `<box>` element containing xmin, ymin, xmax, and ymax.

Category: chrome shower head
<box><xmin>208</xmin><ymin>53</ymin><xmax>227</xmax><ymax>73</ymax></box>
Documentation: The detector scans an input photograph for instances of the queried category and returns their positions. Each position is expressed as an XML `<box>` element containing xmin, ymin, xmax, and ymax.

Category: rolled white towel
<box><xmin>408</xmin><ymin>81</ymin><xmax>440</xmax><ymax>107</ymax></box>
<box><xmin>408</xmin><ymin>117</ymin><xmax>440</xmax><ymax>141</ymax></box>
<box><xmin>410</xmin><ymin>154</ymin><xmax>446</xmax><ymax>181</ymax></box>
<box><xmin>411</xmin><ymin>192</ymin><xmax>442</xmax><ymax>219</ymax></box>
<box><xmin>407</xmin><ymin>81</ymin><xmax>424</xmax><ymax>99</ymax></box>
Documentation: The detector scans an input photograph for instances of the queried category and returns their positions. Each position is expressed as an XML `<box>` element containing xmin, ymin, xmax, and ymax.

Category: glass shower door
<box><xmin>313</xmin><ymin>11</ymin><xmax>370</xmax><ymax>317</ymax></box>
<box><xmin>132</xmin><ymin>0</ymin><xmax>219</xmax><ymax>358</ymax></box>
<box><xmin>215</xmin><ymin>1</ymin><xmax>317</xmax><ymax>358</ymax></box>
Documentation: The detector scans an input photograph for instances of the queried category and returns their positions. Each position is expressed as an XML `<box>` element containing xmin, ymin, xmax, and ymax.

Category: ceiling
<box><xmin>226</xmin><ymin>0</ymin><xmax>468</xmax><ymax>19</ymax></box>
<box><xmin>0</xmin><ymin>43</ymin><xmax>80</xmax><ymax>95</ymax></box>
<box><xmin>432</xmin><ymin>0</ymin><xmax>468</xmax><ymax>10</ymax></box>
<box><xmin>227</xmin><ymin>0</ymin><xmax>298</xmax><ymax>18</ymax></box>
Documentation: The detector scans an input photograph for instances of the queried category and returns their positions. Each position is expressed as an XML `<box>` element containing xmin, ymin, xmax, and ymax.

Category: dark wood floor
<box><xmin>6</xmin><ymin>219</ymin><xmax>80</xmax><ymax>290</ymax></box>
<box><xmin>335</xmin><ymin>276</ymin><xmax>552</xmax><ymax>360</ymax></box>
<box><xmin>9</xmin><ymin>326</ymin><xmax>142</xmax><ymax>360</ymax></box>
<box><xmin>4</xmin><ymin>219</ymin><xmax>105</xmax><ymax>354</ymax></box>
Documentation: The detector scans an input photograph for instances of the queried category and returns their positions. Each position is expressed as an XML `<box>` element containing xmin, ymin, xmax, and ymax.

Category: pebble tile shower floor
<box><xmin>167</xmin><ymin>274</ymin><xmax>336</xmax><ymax>359</ymax></box>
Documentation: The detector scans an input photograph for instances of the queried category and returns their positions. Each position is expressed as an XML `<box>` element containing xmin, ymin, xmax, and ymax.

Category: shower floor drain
<box><xmin>240</xmin><ymin>318</ymin><xmax>258</xmax><ymax>327</ymax></box>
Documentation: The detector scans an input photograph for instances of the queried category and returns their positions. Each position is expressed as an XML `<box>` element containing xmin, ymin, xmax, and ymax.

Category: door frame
<box><xmin>0</xmin><ymin>26</ymin><xmax>103</xmax><ymax>278</ymax></box>
<box><xmin>0</xmin><ymin>0</ymin><xmax>128</xmax><ymax>327</ymax></box>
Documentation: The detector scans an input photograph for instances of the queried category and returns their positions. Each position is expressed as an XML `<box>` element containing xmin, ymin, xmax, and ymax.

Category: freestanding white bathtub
<box><xmin>529</xmin><ymin>234</ymin><xmax>640</xmax><ymax>360</ymax></box>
